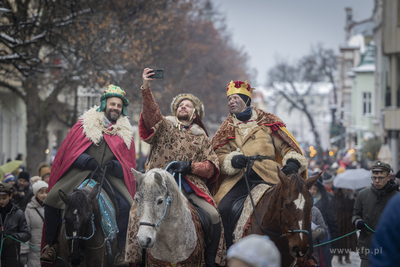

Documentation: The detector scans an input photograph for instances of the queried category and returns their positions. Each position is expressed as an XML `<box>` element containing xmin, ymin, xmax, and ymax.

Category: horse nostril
<box><xmin>146</xmin><ymin>237</ymin><xmax>152</xmax><ymax>246</ymax></box>
<box><xmin>291</xmin><ymin>245</ymin><xmax>299</xmax><ymax>255</ymax></box>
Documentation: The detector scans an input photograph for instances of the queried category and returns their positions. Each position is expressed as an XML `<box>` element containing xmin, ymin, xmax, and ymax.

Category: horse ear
<box><xmin>305</xmin><ymin>172</ymin><xmax>322</xmax><ymax>190</ymax></box>
<box><xmin>59</xmin><ymin>189</ymin><xmax>69</xmax><ymax>205</ymax></box>
<box><xmin>154</xmin><ymin>172</ymin><xmax>163</xmax><ymax>185</ymax></box>
<box><xmin>88</xmin><ymin>184</ymin><xmax>99</xmax><ymax>201</ymax></box>
<box><xmin>277</xmin><ymin>166</ymin><xmax>290</xmax><ymax>187</ymax></box>
<box><xmin>131</xmin><ymin>168</ymin><xmax>145</xmax><ymax>185</ymax></box>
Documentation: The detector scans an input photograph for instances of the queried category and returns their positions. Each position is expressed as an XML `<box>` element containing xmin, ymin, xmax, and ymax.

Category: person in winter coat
<box><xmin>334</xmin><ymin>188</ymin><xmax>357</xmax><ymax>264</ymax></box>
<box><xmin>13</xmin><ymin>171</ymin><xmax>34</xmax><ymax>211</ymax></box>
<box><xmin>310</xmin><ymin>180</ymin><xmax>339</xmax><ymax>267</ymax></box>
<box><xmin>311</xmin><ymin>206</ymin><xmax>329</xmax><ymax>267</ymax></box>
<box><xmin>0</xmin><ymin>182</ymin><xmax>31</xmax><ymax>266</ymax></box>
<box><xmin>369</xmin><ymin>193</ymin><xmax>400</xmax><ymax>267</ymax></box>
<box><xmin>212</xmin><ymin>80</ymin><xmax>308</xmax><ymax>249</ymax></box>
<box><xmin>352</xmin><ymin>160</ymin><xmax>398</xmax><ymax>267</ymax></box>
<box><xmin>21</xmin><ymin>181</ymin><xmax>48</xmax><ymax>267</ymax></box>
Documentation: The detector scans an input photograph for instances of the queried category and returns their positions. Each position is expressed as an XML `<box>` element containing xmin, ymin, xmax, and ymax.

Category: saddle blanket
<box><xmin>233</xmin><ymin>184</ymin><xmax>271</xmax><ymax>244</ymax></box>
<box><xmin>78</xmin><ymin>179</ymin><xmax>119</xmax><ymax>241</ymax></box>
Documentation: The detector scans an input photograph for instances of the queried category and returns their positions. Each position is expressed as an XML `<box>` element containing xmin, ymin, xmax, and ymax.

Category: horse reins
<box><xmin>243</xmin><ymin>156</ymin><xmax>309</xmax><ymax>237</ymax></box>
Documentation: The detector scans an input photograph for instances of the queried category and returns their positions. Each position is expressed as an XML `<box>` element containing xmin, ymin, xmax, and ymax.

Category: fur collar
<box><xmin>165</xmin><ymin>116</ymin><xmax>206</xmax><ymax>136</ymax></box>
<box><xmin>80</xmin><ymin>106</ymin><xmax>133</xmax><ymax>148</ymax></box>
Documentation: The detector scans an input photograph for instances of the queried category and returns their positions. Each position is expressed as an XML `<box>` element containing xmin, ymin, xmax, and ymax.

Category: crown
<box><xmin>226</xmin><ymin>81</ymin><xmax>254</xmax><ymax>98</ymax></box>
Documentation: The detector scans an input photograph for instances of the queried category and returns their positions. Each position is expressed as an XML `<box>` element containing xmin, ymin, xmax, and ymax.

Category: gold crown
<box><xmin>226</xmin><ymin>81</ymin><xmax>254</xmax><ymax>98</ymax></box>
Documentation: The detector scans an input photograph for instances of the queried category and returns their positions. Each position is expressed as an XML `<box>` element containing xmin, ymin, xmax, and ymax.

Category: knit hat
<box><xmin>96</xmin><ymin>84</ymin><xmax>129</xmax><ymax>116</ymax></box>
<box><xmin>18</xmin><ymin>171</ymin><xmax>30</xmax><ymax>182</ymax></box>
<box><xmin>322</xmin><ymin>172</ymin><xmax>335</xmax><ymax>184</ymax></box>
<box><xmin>3</xmin><ymin>173</ymin><xmax>14</xmax><ymax>183</ymax></box>
<box><xmin>32</xmin><ymin>180</ymin><xmax>48</xmax><ymax>196</ymax></box>
<box><xmin>227</xmin><ymin>235</ymin><xmax>281</xmax><ymax>267</ymax></box>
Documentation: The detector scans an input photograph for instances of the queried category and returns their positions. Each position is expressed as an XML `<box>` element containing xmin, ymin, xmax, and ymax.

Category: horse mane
<box><xmin>68</xmin><ymin>189</ymin><xmax>88</xmax><ymax>208</ymax></box>
<box><xmin>146</xmin><ymin>168</ymin><xmax>186</xmax><ymax>208</ymax></box>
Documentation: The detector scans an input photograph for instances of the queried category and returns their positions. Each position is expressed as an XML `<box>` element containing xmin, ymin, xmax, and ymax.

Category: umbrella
<box><xmin>333</xmin><ymin>168</ymin><xmax>372</xmax><ymax>191</ymax></box>
<box><xmin>0</xmin><ymin>160</ymin><xmax>22</xmax><ymax>180</ymax></box>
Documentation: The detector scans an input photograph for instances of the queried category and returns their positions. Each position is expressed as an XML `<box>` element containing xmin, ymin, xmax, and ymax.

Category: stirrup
<box><xmin>40</xmin><ymin>245</ymin><xmax>57</xmax><ymax>263</ymax></box>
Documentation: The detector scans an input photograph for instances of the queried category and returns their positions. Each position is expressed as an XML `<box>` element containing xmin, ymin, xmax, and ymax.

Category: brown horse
<box><xmin>244</xmin><ymin>167</ymin><xmax>320</xmax><ymax>267</ymax></box>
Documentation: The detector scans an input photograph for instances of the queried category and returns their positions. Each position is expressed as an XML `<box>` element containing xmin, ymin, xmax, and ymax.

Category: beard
<box><xmin>177</xmin><ymin>112</ymin><xmax>190</xmax><ymax>121</ymax></box>
<box><xmin>106</xmin><ymin>108</ymin><xmax>121</xmax><ymax>122</ymax></box>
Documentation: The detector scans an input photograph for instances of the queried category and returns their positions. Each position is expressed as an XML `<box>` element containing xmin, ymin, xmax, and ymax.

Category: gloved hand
<box><xmin>85</xmin><ymin>158</ymin><xmax>100</xmax><ymax>171</ymax></box>
<box><xmin>281</xmin><ymin>159</ymin><xmax>300</xmax><ymax>175</ymax></box>
<box><xmin>104</xmin><ymin>160</ymin><xmax>124</xmax><ymax>179</ymax></box>
<box><xmin>231</xmin><ymin>155</ymin><xmax>248</xmax><ymax>169</ymax></box>
<box><xmin>355</xmin><ymin>219</ymin><xmax>366</xmax><ymax>230</ymax></box>
<box><xmin>167</xmin><ymin>161</ymin><xmax>192</xmax><ymax>175</ymax></box>
<box><xmin>312</xmin><ymin>228</ymin><xmax>322</xmax><ymax>240</ymax></box>
<box><xmin>20</xmin><ymin>253</ymin><xmax>28</xmax><ymax>265</ymax></box>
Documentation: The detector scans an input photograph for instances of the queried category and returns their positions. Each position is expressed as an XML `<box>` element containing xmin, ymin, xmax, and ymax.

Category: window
<box><xmin>363</xmin><ymin>92</ymin><xmax>372</xmax><ymax>115</ymax></box>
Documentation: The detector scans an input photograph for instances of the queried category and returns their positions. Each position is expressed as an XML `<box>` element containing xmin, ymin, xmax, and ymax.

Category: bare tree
<box><xmin>0</xmin><ymin>0</ymin><xmax>251</xmax><ymax>173</ymax></box>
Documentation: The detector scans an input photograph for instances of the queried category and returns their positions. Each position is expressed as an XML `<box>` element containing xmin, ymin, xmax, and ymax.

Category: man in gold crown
<box><xmin>125</xmin><ymin>68</ymin><xmax>226</xmax><ymax>267</ymax></box>
<box><xmin>40</xmin><ymin>85</ymin><xmax>136</xmax><ymax>266</ymax></box>
<box><xmin>212</xmin><ymin>81</ymin><xmax>308</xmax><ymax>249</ymax></box>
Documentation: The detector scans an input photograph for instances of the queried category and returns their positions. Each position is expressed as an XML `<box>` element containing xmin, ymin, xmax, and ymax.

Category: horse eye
<box><xmin>157</xmin><ymin>199</ymin><xmax>164</xmax><ymax>205</ymax></box>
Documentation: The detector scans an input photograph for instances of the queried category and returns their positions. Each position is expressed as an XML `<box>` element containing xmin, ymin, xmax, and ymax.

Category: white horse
<box><xmin>131</xmin><ymin>168</ymin><xmax>202</xmax><ymax>264</ymax></box>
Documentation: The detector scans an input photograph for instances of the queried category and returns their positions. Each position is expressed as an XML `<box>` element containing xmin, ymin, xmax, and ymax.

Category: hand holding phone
<box><xmin>149</xmin><ymin>69</ymin><xmax>164</xmax><ymax>79</ymax></box>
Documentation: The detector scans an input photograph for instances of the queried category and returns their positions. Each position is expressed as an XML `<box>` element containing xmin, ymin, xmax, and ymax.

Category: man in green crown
<box><xmin>41</xmin><ymin>85</ymin><xmax>136</xmax><ymax>266</ymax></box>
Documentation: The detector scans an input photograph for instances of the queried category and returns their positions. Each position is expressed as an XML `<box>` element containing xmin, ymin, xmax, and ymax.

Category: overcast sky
<box><xmin>212</xmin><ymin>0</ymin><xmax>375</xmax><ymax>85</ymax></box>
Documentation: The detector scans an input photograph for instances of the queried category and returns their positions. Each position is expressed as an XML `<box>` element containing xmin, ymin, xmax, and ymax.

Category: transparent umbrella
<box><xmin>333</xmin><ymin>168</ymin><xmax>372</xmax><ymax>191</ymax></box>
<box><xmin>0</xmin><ymin>160</ymin><xmax>22</xmax><ymax>180</ymax></box>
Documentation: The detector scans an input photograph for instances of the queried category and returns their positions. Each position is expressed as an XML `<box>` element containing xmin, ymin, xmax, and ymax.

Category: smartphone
<box><xmin>149</xmin><ymin>69</ymin><xmax>164</xmax><ymax>79</ymax></box>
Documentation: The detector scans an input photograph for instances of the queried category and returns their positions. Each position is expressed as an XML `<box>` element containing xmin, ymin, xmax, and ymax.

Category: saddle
<box><xmin>188</xmin><ymin>200</ymin><xmax>213</xmax><ymax>246</ymax></box>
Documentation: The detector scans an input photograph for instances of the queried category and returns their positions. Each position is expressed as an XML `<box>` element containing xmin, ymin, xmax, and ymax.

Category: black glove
<box><xmin>281</xmin><ymin>159</ymin><xmax>300</xmax><ymax>175</ymax></box>
<box><xmin>355</xmin><ymin>219</ymin><xmax>366</xmax><ymax>230</ymax></box>
<box><xmin>231</xmin><ymin>155</ymin><xmax>248</xmax><ymax>169</ymax></box>
<box><xmin>167</xmin><ymin>161</ymin><xmax>192</xmax><ymax>175</ymax></box>
<box><xmin>72</xmin><ymin>153</ymin><xmax>99</xmax><ymax>171</ymax></box>
<box><xmin>104</xmin><ymin>160</ymin><xmax>124</xmax><ymax>179</ymax></box>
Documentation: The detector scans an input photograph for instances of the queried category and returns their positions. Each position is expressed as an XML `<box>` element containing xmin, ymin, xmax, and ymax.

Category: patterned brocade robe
<box><xmin>125</xmin><ymin>88</ymin><xmax>226</xmax><ymax>265</ymax></box>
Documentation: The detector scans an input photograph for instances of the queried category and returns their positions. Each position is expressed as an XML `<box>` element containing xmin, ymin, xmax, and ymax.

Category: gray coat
<box><xmin>311</xmin><ymin>206</ymin><xmax>328</xmax><ymax>265</ymax></box>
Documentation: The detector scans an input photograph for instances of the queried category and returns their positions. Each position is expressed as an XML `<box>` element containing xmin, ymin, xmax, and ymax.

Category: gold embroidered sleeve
<box><xmin>141</xmin><ymin>88</ymin><xmax>163</xmax><ymax>131</ymax></box>
<box><xmin>191</xmin><ymin>160</ymin><xmax>216</xmax><ymax>179</ymax></box>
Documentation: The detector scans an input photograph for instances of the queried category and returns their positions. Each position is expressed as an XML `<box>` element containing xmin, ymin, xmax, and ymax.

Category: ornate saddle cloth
<box><xmin>233</xmin><ymin>184</ymin><xmax>271</xmax><ymax>244</ymax></box>
<box><xmin>78</xmin><ymin>179</ymin><xmax>119</xmax><ymax>241</ymax></box>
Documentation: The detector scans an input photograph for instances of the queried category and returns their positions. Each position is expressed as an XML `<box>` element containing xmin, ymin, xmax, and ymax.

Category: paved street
<box><xmin>331</xmin><ymin>252</ymin><xmax>361</xmax><ymax>267</ymax></box>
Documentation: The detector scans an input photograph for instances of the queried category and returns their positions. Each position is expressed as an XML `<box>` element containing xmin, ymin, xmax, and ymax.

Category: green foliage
<box><xmin>362</xmin><ymin>138</ymin><xmax>382</xmax><ymax>161</ymax></box>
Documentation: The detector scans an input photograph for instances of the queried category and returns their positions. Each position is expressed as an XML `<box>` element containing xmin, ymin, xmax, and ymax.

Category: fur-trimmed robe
<box><xmin>212</xmin><ymin>107</ymin><xmax>308</xmax><ymax>205</ymax></box>
<box><xmin>125</xmin><ymin>88</ymin><xmax>226</xmax><ymax>265</ymax></box>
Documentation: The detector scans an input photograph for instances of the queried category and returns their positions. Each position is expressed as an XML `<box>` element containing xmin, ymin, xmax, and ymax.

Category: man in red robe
<box><xmin>40</xmin><ymin>85</ymin><xmax>136</xmax><ymax>267</ymax></box>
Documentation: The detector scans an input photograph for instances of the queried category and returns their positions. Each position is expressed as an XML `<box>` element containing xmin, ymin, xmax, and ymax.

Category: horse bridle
<box><xmin>64</xmin><ymin>213</ymin><xmax>96</xmax><ymax>241</ymax></box>
<box><xmin>243</xmin><ymin>156</ymin><xmax>309</xmax><ymax>238</ymax></box>
<box><xmin>138</xmin><ymin>195</ymin><xmax>172</xmax><ymax>228</ymax></box>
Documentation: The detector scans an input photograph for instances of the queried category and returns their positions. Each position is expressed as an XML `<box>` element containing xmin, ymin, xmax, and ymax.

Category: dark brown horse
<box><xmin>244</xmin><ymin>167</ymin><xmax>320</xmax><ymax>267</ymax></box>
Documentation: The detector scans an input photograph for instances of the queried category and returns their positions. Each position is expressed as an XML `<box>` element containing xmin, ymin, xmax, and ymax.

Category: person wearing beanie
<box><xmin>13</xmin><ymin>171</ymin><xmax>34</xmax><ymax>212</ymax></box>
<box><xmin>0</xmin><ymin>182</ymin><xmax>31</xmax><ymax>266</ymax></box>
<box><xmin>352</xmin><ymin>160</ymin><xmax>398</xmax><ymax>267</ymax></box>
<box><xmin>212</xmin><ymin>80</ymin><xmax>308</xmax><ymax>250</ymax></box>
<box><xmin>22</xmin><ymin>180</ymin><xmax>48</xmax><ymax>267</ymax></box>
<box><xmin>125</xmin><ymin>68</ymin><xmax>224</xmax><ymax>267</ymax></box>
<box><xmin>41</xmin><ymin>84</ymin><xmax>136</xmax><ymax>266</ymax></box>
<box><xmin>4</xmin><ymin>173</ymin><xmax>15</xmax><ymax>185</ymax></box>
<box><xmin>227</xmin><ymin>235</ymin><xmax>281</xmax><ymax>267</ymax></box>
